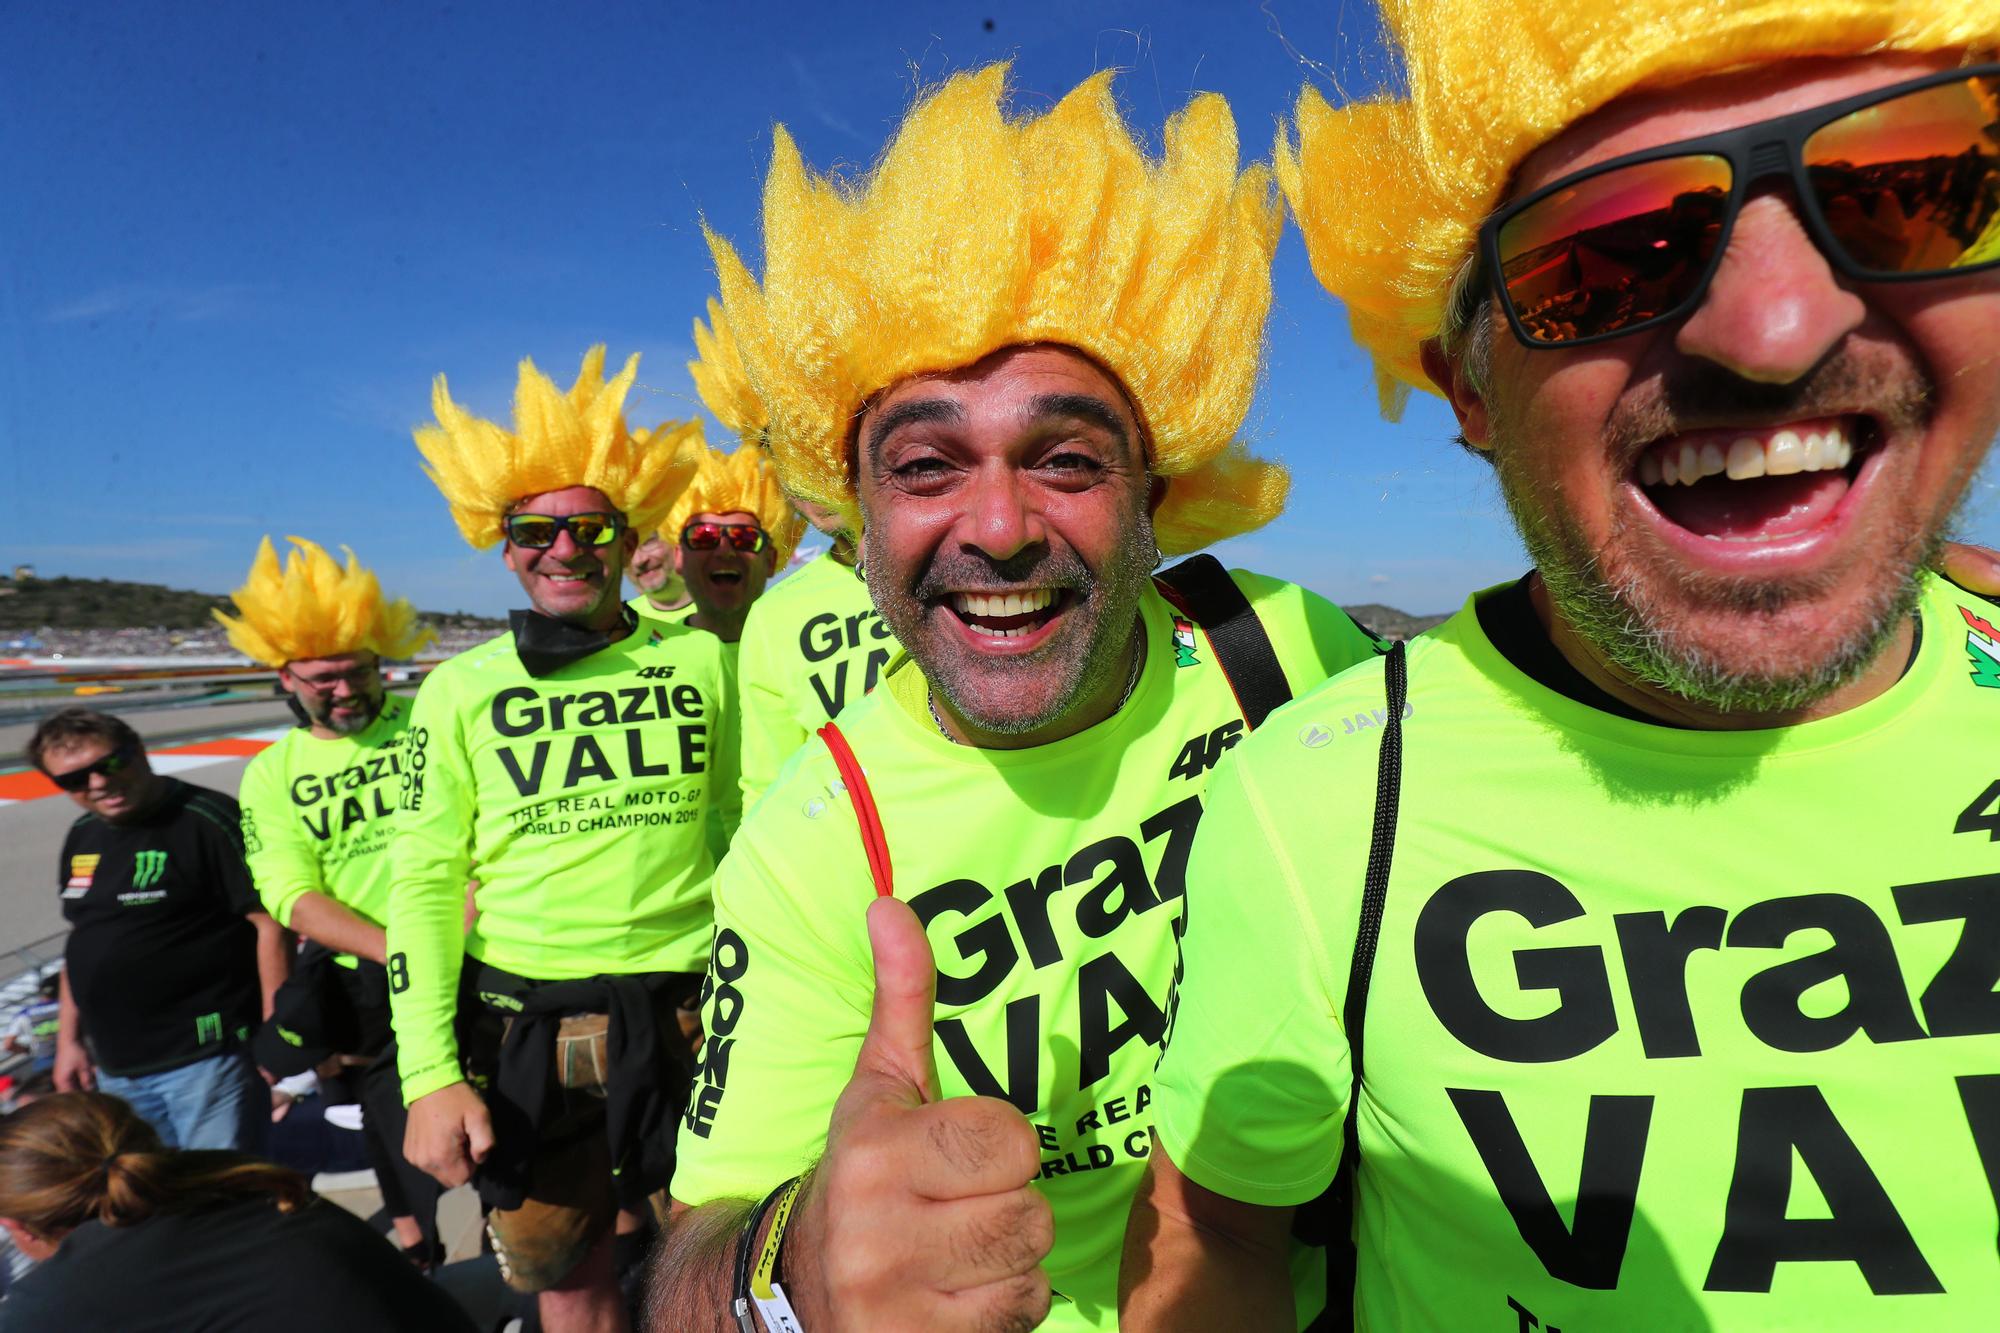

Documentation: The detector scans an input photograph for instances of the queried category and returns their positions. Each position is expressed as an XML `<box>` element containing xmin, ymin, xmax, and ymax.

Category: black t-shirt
<box><xmin>58</xmin><ymin>779</ymin><xmax>264</xmax><ymax>1075</ymax></box>
<box><xmin>0</xmin><ymin>1194</ymin><xmax>477</xmax><ymax>1332</ymax></box>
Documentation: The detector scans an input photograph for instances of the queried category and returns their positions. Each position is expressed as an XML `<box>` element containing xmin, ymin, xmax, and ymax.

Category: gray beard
<box><xmin>862</xmin><ymin>506</ymin><xmax>1159</xmax><ymax>738</ymax></box>
<box><xmin>305</xmin><ymin>693</ymin><xmax>384</xmax><ymax>736</ymax></box>
<box><xmin>1494</xmin><ymin>452</ymin><xmax>1936</xmax><ymax>715</ymax></box>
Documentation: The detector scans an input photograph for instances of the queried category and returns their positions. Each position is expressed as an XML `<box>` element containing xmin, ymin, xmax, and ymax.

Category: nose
<box><xmin>960</xmin><ymin>463</ymin><xmax>1047</xmax><ymax>563</ymax></box>
<box><xmin>1673</xmin><ymin>189</ymin><xmax>1866</xmax><ymax>384</ymax></box>
<box><xmin>545</xmin><ymin>527</ymin><xmax>585</xmax><ymax>562</ymax></box>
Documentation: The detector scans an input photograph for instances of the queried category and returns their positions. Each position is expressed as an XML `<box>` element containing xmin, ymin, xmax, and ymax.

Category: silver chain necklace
<box><xmin>928</xmin><ymin>636</ymin><xmax>1146</xmax><ymax>744</ymax></box>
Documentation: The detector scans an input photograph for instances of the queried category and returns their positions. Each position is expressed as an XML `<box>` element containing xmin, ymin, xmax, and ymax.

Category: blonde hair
<box><xmin>1277</xmin><ymin>0</ymin><xmax>2000</xmax><ymax>418</ymax></box>
<box><xmin>212</xmin><ymin>536</ymin><xmax>434</xmax><ymax>667</ymax></box>
<box><xmin>0</xmin><ymin>1092</ymin><xmax>309</xmax><ymax>1237</ymax></box>
<box><xmin>706</xmin><ymin>64</ymin><xmax>1289</xmax><ymax>555</ymax></box>
<box><xmin>414</xmin><ymin>346</ymin><xmax>704</xmax><ymax>548</ymax></box>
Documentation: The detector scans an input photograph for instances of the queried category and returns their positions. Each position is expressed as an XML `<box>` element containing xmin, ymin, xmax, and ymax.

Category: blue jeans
<box><xmin>98</xmin><ymin>1050</ymin><xmax>269</xmax><ymax>1152</ymax></box>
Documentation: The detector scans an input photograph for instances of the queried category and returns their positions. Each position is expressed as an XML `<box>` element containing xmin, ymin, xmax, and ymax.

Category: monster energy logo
<box><xmin>194</xmin><ymin>1012</ymin><xmax>223</xmax><ymax>1045</ymax></box>
<box><xmin>132</xmin><ymin>850</ymin><xmax>169</xmax><ymax>889</ymax></box>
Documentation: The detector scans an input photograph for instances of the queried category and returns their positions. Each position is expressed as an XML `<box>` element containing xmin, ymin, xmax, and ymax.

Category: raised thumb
<box><xmin>854</xmin><ymin>895</ymin><xmax>941</xmax><ymax>1105</ymax></box>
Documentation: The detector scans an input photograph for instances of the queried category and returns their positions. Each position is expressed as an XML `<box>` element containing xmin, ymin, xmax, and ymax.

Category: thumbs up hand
<box><xmin>782</xmin><ymin>896</ymin><xmax>1053</xmax><ymax>1332</ymax></box>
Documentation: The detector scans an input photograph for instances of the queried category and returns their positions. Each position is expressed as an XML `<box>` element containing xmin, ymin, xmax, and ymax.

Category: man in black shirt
<box><xmin>28</xmin><ymin>709</ymin><xmax>287</xmax><ymax>1150</ymax></box>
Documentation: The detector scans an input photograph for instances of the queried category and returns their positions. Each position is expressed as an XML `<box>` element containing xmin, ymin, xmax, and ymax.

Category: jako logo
<box><xmin>132</xmin><ymin>850</ymin><xmax>169</xmax><ymax>889</ymax></box>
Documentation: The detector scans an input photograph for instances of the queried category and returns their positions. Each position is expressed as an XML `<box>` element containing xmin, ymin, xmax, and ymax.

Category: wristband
<box><xmin>734</xmin><ymin>1176</ymin><xmax>805</xmax><ymax>1333</ymax></box>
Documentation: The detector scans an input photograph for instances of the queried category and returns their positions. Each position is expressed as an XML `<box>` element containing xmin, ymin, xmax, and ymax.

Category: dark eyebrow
<box><xmin>864</xmin><ymin>397</ymin><xmax>965</xmax><ymax>466</ymax></box>
<box><xmin>1024</xmin><ymin>393</ymin><xmax>1130</xmax><ymax>449</ymax></box>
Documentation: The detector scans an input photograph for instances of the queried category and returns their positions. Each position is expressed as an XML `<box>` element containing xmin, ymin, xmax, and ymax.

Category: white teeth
<box><xmin>1640</xmin><ymin>422</ymin><xmax>1856</xmax><ymax>487</ymax></box>
<box><xmin>952</xmin><ymin>588</ymin><xmax>1056</xmax><ymax>621</ymax></box>
<box><xmin>1726</xmin><ymin>437</ymin><xmax>1766</xmax><ymax>480</ymax></box>
<box><xmin>1766</xmin><ymin>430</ymin><xmax>1805</xmax><ymax>475</ymax></box>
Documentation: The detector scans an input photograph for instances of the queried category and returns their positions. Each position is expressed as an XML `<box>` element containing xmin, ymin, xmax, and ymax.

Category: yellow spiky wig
<box><xmin>213</xmin><ymin>536</ymin><xmax>435</xmax><ymax>668</ymax></box>
<box><xmin>657</xmin><ymin>442</ymin><xmax>809</xmax><ymax>567</ymax></box>
<box><xmin>673</xmin><ymin>299</ymin><xmax>806</xmax><ymax>563</ymax></box>
<box><xmin>706</xmin><ymin>63</ymin><xmax>1290</xmax><ymax>555</ymax></box>
<box><xmin>1278</xmin><ymin>0</ymin><xmax>2000</xmax><ymax>419</ymax></box>
<box><xmin>689</xmin><ymin>298</ymin><xmax>770</xmax><ymax>447</ymax></box>
<box><xmin>414</xmin><ymin>346</ymin><xmax>704</xmax><ymax>548</ymax></box>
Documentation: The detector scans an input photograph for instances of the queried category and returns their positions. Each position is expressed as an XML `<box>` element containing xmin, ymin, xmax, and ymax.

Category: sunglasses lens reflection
<box><xmin>1806</xmin><ymin>74</ymin><xmax>2000</xmax><ymax>275</ymax></box>
<box><xmin>506</xmin><ymin>514</ymin><xmax>620</xmax><ymax>549</ymax></box>
<box><xmin>507</xmin><ymin>518</ymin><xmax>559</xmax><ymax>548</ymax></box>
<box><xmin>1497</xmin><ymin>153</ymin><xmax>1732</xmax><ymax>343</ymax></box>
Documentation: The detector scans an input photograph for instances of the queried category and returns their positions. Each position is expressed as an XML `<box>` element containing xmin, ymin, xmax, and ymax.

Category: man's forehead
<box><xmin>511</xmin><ymin>484</ymin><xmax>619</xmax><ymax>514</ymax></box>
<box><xmin>288</xmin><ymin>651</ymin><xmax>376</xmax><ymax>674</ymax></box>
<box><xmin>1512</xmin><ymin>50</ymin><xmax>1961</xmax><ymax>197</ymax></box>
<box><xmin>42</xmin><ymin>737</ymin><xmax>114</xmax><ymax>767</ymax></box>
<box><xmin>862</xmin><ymin>345</ymin><xmax>1140</xmax><ymax>455</ymax></box>
<box><xmin>691</xmin><ymin>510</ymin><xmax>759</xmax><ymax>526</ymax></box>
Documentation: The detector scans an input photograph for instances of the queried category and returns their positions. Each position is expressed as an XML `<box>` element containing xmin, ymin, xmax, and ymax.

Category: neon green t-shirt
<box><xmin>1154</xmin><ymin>574</ymin><xmax>2000</xmax><ymax>1330</ymax></box>
<box><xmin>673</xmin><ymin>572</ymin><xmax>1381</xmax><ymax>1330</ymax></box>
<box><xmin>239</xmin><ymin>692</ymin><xmax>413</xmax><ymax>957</ymax></box>
<box><xmin>628</xmin><ymin>592</ymin><xmax>695</xmax><ymax>624</ymax></box>
<box><xmin>735</xmin><ymin>551</ymin><xmax>895</xmax><ymax>808</ymax></box>
<box><xmin>387</xmin><ymin>615</ymin><xmax>739</xmax><ymax>1103</ymax></box>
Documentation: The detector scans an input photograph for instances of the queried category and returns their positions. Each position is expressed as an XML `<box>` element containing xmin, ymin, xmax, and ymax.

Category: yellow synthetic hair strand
<box><xmin>707</xmin><ymin>64</ymin><xmax>1290</xmax><ymax>554</ymax></box>
<box><xmin>689</xmin><ymin>299</ymin><xmax>769</xmax><ymax>445</ymax></box>
<box><xmin>213</xmin><ymin>536</ymin><xmax>434</xmax><ymax>668</ymax></box>
<box><xmin>414</xmin><ymin>346</ymin><xmax>703</xmax><ymax>548</ymax></box>
<box><xmin>1278</xmin><ymin>0</ymin><xmax>2000</xmax><ymax>418</ymax></box>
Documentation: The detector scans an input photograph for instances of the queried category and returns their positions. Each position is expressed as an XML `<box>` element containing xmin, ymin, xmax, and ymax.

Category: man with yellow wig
<box><xmin>388</xmin><ymin>347</ymin><xmax>732</xmax><ymax>1332</ymax></box>
<box><xmin>1126</xmin><ymin>3</ymin><xmax>2000</xmax><ymax>1329</ymax></box>
<box><xmin>684</xmin><ymin>298</ymin><xmax>899</xmax><ymax>808</ymax></box>
<box><xmin>662</xmin><ymin>434</ymin><xmax>804</xmax><ymax>655</ymax></box>
<box><xmin>649</xmin><ymin>67</ymin><xmax>1382</xmax><ymax>1332</ymax></box>
<box><xmin>651</xmin><ymin>420</ymin><xmax>799</xmax><ymax>863</ymax></box>
<box><xmin>218</xmin><ymin>535</ymin><xmax>444</xmax><ymax>1263</ymax></box>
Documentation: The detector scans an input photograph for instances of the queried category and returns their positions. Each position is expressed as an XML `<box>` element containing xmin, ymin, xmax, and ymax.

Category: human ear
<box><xmin>1420</xmin><ymin>339</ymin><xmax>1493</xmax><ymax>452</ymax></box>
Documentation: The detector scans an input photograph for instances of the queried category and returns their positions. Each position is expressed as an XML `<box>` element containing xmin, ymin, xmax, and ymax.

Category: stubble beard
<box><xmin>863</xmin><ymin>505</ymin><xmax>1159</xmax><ymax>737</ymax></box>
<box><xmin>307</xmin><ymin>689</ymin><xmax>386</xmax><ymax>737</ymax></box>
<box><xmin>1491</xmin><ymin>342</ymin><xmax>1958</xmax><ymax>715</ymax></box>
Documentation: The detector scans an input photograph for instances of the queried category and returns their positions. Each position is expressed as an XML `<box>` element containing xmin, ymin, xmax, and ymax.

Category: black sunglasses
<box><xmin>1480</xmin><ymin>64</ymin><xmax>2000</xmax><ymax>348</ymax></box>
<box><xmin>47</xmin><ymin>740</ymin><xmax>142</xmax><ymax>793</ymax></box>
<box><xmin>681</xmin><ymin>521</ymin><xmax>770</xmax><ymax>554</ymax></box>
<box><xmin>504</xmin><ymin>512</ymin><xmax>625</xmax><ymax>549</ymax></box>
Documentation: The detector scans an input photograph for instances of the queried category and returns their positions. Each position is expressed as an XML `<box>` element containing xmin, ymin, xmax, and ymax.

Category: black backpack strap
<box><xmin>1153</xmin><ymin>554</ymin><xmax>1293</xmax><ymax>729</ymax></box>
<box><xmin>1313</xmin><ymin>639</ymin><xmax>1408</xmax><ymax>1330</ymax></box>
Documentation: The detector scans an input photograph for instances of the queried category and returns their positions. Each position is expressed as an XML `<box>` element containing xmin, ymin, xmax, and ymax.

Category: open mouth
<box><xmin>708</xmin><ymin>569</ymin><xmax>744</xmax><ymax>588</ymax></box>
<box><xmin>944</xmin><ymin>587</ymin><xmax>1069</xmax><ymax>642</ymax></box>
<box><xmin>1632</xmin><ymin>415</ymin><xmax>1879</xmax><ymax>546</ymax></box>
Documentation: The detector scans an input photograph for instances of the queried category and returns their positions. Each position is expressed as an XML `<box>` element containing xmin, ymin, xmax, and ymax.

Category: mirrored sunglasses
<box><xmin>504</xmin><ymin>512</ymin><xmax>625</xmax><ymax>549</ymax></box>
<box><xmin>1481</xmin><ymin>65</ymin><xmax>2000</xmax><ymax>347</ymax></box>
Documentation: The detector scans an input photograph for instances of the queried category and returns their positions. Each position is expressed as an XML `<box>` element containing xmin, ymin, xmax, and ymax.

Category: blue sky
<box><xmin>3</xmin><ymin>1</ymin><xmax>1994</xmax><ymax>619</ymax></box>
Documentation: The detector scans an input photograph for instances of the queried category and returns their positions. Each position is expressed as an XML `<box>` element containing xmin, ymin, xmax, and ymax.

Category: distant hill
<box><xmin>1341</xmin><ymin>603</ymin><xmax>1450</xmax><ymax>641</ymax></box>
<box><xmin>0</xmin><ymin>574</ymin><xmax>502</xmax><ymax>632</ymax></box>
